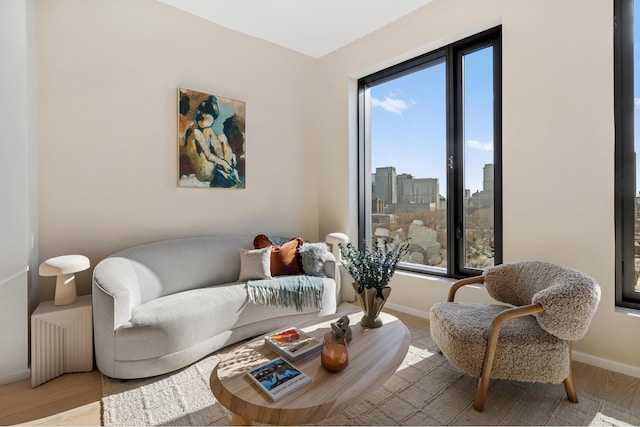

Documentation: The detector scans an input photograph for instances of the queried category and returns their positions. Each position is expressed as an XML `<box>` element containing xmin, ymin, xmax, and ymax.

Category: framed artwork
<box><xmin>178</xmin><ymin>87</ymin><xmax>246</xmax><ymax>188</ymax></box>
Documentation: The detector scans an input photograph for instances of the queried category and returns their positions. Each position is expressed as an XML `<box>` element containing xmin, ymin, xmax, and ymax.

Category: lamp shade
<box><xmin>39</xmin><ymin>255</ymin><xmax>90</xmax><ymax>305</ymax></box>
<box><xmin>39</xmin><ymin>255</ymin><xmax>90</xmax><ymax>276</ymax></box>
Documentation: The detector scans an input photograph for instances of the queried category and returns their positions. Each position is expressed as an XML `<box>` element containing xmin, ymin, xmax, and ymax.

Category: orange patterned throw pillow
<box><xmin>253</xmin><ymin>234</ymin><xmax>303</xmax><ymax>276</ymax></box>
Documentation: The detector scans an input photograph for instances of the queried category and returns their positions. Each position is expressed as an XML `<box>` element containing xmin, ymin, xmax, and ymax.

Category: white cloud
<box><xmin>466</xmin><ymin>140</ymin><xmax>493</xmax><ymax>152</ymax></box>
<box><xmin>371</xmin><ymin>96</ymin><xmax>409</xmax><ymax>115</ymax></box>
<box><xmin>635</xmin><ymin>98</ymin><xmax>640</xmax><ymax>107</ymax></box>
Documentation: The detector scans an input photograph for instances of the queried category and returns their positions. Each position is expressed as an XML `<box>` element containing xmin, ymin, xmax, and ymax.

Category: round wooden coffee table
<box><xmin>210</xmin><ymin>311</ymin><xmax>411</xmax><ymax>425</ymax></box>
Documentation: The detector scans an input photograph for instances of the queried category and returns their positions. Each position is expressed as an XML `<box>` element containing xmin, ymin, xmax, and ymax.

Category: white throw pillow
<box><xmin>239</xmin><ymin>246</ymin><xmax>272</xmax><ymax>281</ymax></box>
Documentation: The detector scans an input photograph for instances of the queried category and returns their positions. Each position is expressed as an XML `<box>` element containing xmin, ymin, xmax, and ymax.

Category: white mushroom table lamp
<box><xmin>39</xmin><ymin>255</ymin><xmax>90</xmax><ymax>305</ymax></box>
<box><xmin>325</xmin><ymin>232</ymin><xmax>349</xmax><ymax>261</ymax></box>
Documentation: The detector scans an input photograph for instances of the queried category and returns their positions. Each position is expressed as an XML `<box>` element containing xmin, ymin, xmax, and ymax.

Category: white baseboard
<box><xmin>386</xmin><ymin>302</ymin><xmax>640</xmax><ymax>380</ymax></box>
<box><xmin>573</xmin><ymin>351</ymin><xmax>640</xmax><ymax>379</ymax></box>
<box><xmin>385</xmin><ymin>302</ymin><xmax>429</xmax><ymax>319</ymax></box>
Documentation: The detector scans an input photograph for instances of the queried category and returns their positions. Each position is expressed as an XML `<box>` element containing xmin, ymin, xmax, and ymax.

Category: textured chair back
<box><xmin>484</xmin><ymin>261</ymin><xmax>601</xmax><ymax>341</ymax></box>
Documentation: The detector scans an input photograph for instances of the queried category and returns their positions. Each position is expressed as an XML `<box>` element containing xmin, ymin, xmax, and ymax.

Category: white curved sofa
<box><xmin>92</xmin><ymin>235</ymin><xmax>342</xmax><ymax>379</ymax></box>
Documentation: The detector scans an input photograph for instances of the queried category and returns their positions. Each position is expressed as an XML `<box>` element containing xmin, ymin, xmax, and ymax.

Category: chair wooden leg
<box><xmin>564</xmin><ymin>376</ymin><xmax>578</xmax><ymax>403</ymax></box>
<box><xmin>563</xmin><ymin>341</ymin><xmax>578</xmax><ymax>403</ymax></box>
<box><xmin>474</xmin><ymin>373</ymin><xmax>492</xmax><ymax>412</ymax></box>
<box><xmin>474</xmin><ymin>333</ymin><xmax>500</xmax><ymax>412</ymax></box>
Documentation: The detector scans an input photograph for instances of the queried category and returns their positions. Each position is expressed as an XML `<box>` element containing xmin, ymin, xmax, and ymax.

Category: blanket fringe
<box><xmin>247</xmin><ymin>276</ymin><xmax>324</xmax><ymax>312</ymax></box>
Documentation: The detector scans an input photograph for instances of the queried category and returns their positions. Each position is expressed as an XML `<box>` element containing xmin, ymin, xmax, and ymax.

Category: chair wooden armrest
<box><xmin>486</xmin><ymin>303</ymin><xmax>544</xmax><ymax>351</ymax></box>
<box><xmin>448</xmin><ymin>275</ymin><xmax>485</xmax><ymax>302</ymax></box>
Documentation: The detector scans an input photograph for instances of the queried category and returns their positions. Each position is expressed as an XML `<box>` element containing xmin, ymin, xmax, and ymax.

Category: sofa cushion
<box><xmin>254</xmin><ymin>235</ymin><xmax>303</xmax><ymax>276</ymax></box>
<box><xmin>108</xmin><ymin>235</ymin><xmax>254</xmax><ymax>302</ymax></box>
<box><xmin>239</xmin><ymin>247</ymin><xmax>272</xmax><ymax>281</ymax></box>
<box><xmin>114</xmin><ymin>278</ymin><xmax>336</xmax><ymax>361</ymax></box>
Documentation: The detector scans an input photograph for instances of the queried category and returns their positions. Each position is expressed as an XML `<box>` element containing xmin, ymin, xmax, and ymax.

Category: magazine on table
<box><xmin>246</xmin><ymin>357</ymin><xmax>312</xmax><ymax>401</ymax></box>
<box><xmin>264</xmin><ymin>327</ymin><xmax>322</xmax><ymax>362</ymax></box>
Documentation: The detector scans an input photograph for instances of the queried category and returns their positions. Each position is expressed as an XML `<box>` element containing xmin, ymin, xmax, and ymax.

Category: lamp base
<box><xmin>54</xmin><ymin>274</ymin><xmax>77</xmax><ymax>305</ymax></box>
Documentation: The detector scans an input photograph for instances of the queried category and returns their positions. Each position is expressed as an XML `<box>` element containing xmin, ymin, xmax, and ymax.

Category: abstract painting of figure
<box><xmin>178</xmin><ymin>88</ymin><xmax>246</xmax><ymax>188</ymax></box>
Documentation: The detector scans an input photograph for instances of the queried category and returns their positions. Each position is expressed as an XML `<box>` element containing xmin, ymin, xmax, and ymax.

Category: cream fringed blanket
<box><xmin>246</xmin><ymin>275</ymin><xmax>324</xmax><ymax>312</ymax></box>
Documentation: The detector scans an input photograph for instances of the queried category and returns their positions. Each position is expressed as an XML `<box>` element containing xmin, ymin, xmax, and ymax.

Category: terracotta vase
<box><xmin>352</xmin><ymin>282</ymin><xmax>391</xmax><ymax>328</ymax></box>
<box><xmin>321</xmin><ymin>332</ymin><xmax>349</xmax><ymax>371</ymax></box>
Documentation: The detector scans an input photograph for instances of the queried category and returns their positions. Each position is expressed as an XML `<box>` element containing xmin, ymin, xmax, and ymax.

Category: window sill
<box><xmin>396</xmin><ymin>269</ymin><xmax>455</xmax><ymax>284</ymax></box>
<box><xmin>614</xmin><ymin>306</ymin><xmax>640</xmax><ymax>318</ymax></box>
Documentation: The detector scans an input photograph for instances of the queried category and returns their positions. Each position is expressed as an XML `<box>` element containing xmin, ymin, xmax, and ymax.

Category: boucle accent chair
<box><xmin>430</xmin><ymin>261</ymin><xmax>601</xmax><ymax>412</ymax></box>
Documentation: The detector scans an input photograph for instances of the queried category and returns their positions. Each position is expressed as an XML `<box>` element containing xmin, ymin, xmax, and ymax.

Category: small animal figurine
<box><xmin>330</xmin><ymin>315</ymin><xmax>352</xmax><ymax>342</ymax></box>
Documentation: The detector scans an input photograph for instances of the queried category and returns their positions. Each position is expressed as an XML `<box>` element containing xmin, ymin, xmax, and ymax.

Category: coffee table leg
<box><xmin>231</xmin><ymin>413</ymin><xmax>252</xmax><ymax>426</ymax></box>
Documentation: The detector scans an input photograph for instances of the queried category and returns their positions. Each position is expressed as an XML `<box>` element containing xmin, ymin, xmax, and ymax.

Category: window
<box><xmin>358</xmin><ymin>27</ymin><xmax>502</xmax><ymax>278</ymax></box>
<box><xmin>615</xmin><ymin>0</ymin><xmax>640</xmax><ymax>309</ymax></box>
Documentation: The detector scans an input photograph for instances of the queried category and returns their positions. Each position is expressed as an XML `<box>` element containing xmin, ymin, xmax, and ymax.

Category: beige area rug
<box><xmin>102</xmin><ymin>327</ymin><xmax>640</xmax><ymax>426</ymax></box>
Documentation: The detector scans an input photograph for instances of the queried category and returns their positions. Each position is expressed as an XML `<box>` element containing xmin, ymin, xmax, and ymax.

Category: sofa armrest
<box><xmin>323</xmin><ymin>257</ymin><xmax>353</xmax><ymax>305</ymax></box>
<box><xmin>92</xmin><ymin>257</ymin><xmax>144</xmax><ymax>377</ymax></box>
<box><xmin>323</xmin><ymin>257</ymin><xmax>337</xmax><ymax>280</ymax></box>
<box><xmin>93</xmin><ymin>257</ymin><xmax>144</xmax><ymax>327</ymax></box>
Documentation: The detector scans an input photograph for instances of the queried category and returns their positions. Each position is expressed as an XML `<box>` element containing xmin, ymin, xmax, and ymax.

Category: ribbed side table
<box><xmin>31</xmin><ymin>295</ymin><xmax>93</xmax><ymax>387</ymax></box>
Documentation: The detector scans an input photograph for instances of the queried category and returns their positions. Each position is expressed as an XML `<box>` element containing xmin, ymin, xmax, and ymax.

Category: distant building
<box><xmin>375</xmin><ymin>166</ymin><xmax>397</xmax><ymax>205</ymax></box>
<box><xmin>469</xmin><ymin>163</ymin><xmax>494</xmax><ymax>208</ymax></box>
<box><xmin>397</xmin><ymin>173</ymin><xmax>413</xmax><ymax>204</ymax></box>
<box><xmin>371</xmin><ymin>172</ymin><xmax>376</xmax><ymax>200</ymax></box>
<box><xmin>372</xmin><ymin>197</ymin><xmax>385</xmax><ymax>214</ymax></box>
<box><xmin>483</xmin><ymin>164</ymin><xmax>494</xmax><ymax>193</ymax></box>
<box><xmin>372</xmin><ymin>214</ymin><xmax>396</xmax><ymax>227</ymax></box>
<box><xmin>439</xmin><ymin>195</ymin><xmax>447</xmax><ymax>210</ymax></box>
<box><xmin>398</xmin><ymin>177</ymin><xmax>439</xmax><ymax>207</ymax></box>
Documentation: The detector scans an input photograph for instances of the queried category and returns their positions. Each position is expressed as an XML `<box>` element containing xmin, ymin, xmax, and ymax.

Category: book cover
<box><xmin>246</xmin><ymin>357</ymin><xmax>312</xmax><ymax>401</ymax></box>
<box><xmin>264</xmin><ymin>327</ymin><xmax>322</xmax><ymax>362</ymax></box>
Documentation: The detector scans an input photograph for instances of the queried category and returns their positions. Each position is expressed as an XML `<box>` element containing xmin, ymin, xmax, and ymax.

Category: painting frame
<box><xmin>178</xmin><ymin>87</ymin><xmax>246</xmax><ymax>189</ymax></box>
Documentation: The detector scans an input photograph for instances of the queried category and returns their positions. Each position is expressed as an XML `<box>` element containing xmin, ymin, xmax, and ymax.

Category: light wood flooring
<box><xmin>0</xmin><ymin>308</ymin><xmax>639</xmax><ymax>426</ymax></box>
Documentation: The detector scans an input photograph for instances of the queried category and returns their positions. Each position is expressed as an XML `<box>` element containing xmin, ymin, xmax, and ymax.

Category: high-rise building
<box><xmin>469</xmin><ymin>163</ymin><xmax>494</xmax><ymax>208</ymax></box>
<box><xmin>375</xmin><ymin>167</ymin><xmax>397</xmax><ymax>205</ymax></box>
<box><xmin>398</xmin><ymin>177</ymin><xmax>439</xmax><ymax>209</ymax></box>
<box><xmin>397</xmin><ymin>173</ymin><xmax>413</xmax><ymax>204</ymax></box>
<box><xmin>483</xmin><ymin>163</ymin><xmax>494</xmax><ymax>193</ymax></box>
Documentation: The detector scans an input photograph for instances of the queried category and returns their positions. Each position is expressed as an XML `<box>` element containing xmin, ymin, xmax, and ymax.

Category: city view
<box><xmin>367</xmin><ymin>44</ymin><xmax>496</xmax><ymax>272</ymax></box>
<box><xmin>371</xmin><ymin>164</ymin><xmax>495</xmax><ymax>271</ymax></box>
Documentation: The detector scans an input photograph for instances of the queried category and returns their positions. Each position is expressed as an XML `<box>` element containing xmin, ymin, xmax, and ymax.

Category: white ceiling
<box><xmin>157</xmin><ymin>0</ymin><xmax>432</xmax><ymax>58</ymax></box>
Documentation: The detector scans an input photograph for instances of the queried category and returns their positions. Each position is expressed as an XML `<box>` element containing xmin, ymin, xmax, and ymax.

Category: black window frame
<box><xmin>614</xmin><ymin>0</ymin><xmax>640</xmax><ymax>309</ymax></box>
<box><xmin>357</xmin><ymin>27</ymin><xmax>502</xmax><ymax>279</ymax></box>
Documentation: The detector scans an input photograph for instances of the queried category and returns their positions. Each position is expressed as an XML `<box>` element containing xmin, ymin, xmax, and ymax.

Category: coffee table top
<box><xmin>210</xmin><ymin>311</ymin><xmax>411</xmax><ymax>425</ymax></box>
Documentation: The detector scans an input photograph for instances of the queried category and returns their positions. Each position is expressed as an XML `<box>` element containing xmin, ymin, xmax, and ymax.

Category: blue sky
<box><xmin>370</xmin><ymin>47</ymin><xmax>495</xmax><ymax>196</ymax></box>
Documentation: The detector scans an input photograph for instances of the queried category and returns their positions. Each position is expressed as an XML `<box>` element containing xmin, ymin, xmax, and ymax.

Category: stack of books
<box><xmin>263</xmin><ymin>327</ymin><xmax>322</xmax><ymax>362</ymax></box>
<box><xmin>245</xmin><ymin>327</ymin><xmax>321</xmax><ymax>401</ymax></box>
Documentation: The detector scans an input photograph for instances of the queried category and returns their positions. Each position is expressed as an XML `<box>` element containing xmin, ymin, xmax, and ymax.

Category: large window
<box><xmin>358</xmin><ymin>28</ymin><xmax>502</xmax><ymax>278</ymax></box>
<box><xmin>615</xmin><ymin>0</ymin><xmax>640</xmax><ymax>309</ymax></box>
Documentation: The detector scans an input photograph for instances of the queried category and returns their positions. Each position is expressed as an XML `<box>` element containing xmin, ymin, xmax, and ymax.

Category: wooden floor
<box><xmin>1</xmin><ymin>308</ymin><xmax>639</xmax><ymax>426</ymax></box>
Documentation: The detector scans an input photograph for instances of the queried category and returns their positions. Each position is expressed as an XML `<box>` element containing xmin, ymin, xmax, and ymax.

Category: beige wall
<box><xmin>315</xmin><ymin>0</ymin><xmax>640</xmax><ymax>373</ymax></box>
<box><xmin>35</xmin><ymin>0</ymin><xmax>640</xmax><ymax>375</ymax></box>
<box><xmin>36</xmin><ymin>0</ymin><xmax>319</xmax><ymax>299</ymax></box>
